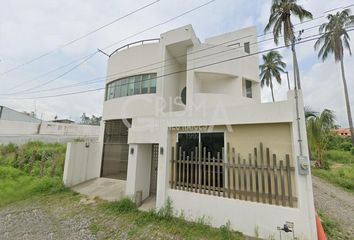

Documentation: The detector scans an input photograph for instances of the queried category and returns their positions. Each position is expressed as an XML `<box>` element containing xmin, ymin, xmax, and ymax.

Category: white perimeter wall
<box><xmin>63</xmin><ymin>142</ymin><xmax>101</xmax><ymax>187</ymax></box>
<box><xmin>0</xmin><ymin>120</ymin><xmax>100</xmax><ymax>136</ymax></box>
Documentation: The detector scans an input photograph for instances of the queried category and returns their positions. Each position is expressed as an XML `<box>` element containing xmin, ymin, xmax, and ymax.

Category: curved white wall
<box><xmin>106</xmin><ymin>43</ymin><xmax>162</xmax><ymax>84</ymax></box>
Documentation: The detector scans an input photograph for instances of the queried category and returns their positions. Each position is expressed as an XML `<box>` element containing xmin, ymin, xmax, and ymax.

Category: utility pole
<box><xmin>292</xmin><ymin>30</ymin><xmax>305</xmax><ymax>161</ymax></box>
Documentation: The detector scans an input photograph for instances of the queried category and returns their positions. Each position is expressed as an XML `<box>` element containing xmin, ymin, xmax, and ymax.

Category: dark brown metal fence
<box><xmin>170</xmin><ymin>142</ymin><xmax>297</xmax><ymax>207</ymax></box>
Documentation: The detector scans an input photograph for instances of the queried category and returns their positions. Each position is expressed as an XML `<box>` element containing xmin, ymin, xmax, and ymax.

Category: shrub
<box><xmin>0</xmin><ymin>142</ymin><xmax>66</xmax><ymax>177</ymax></box>
<box><xmin>351</xmin><ymin>147</ymin><xmax>354</xmax><ymax>156</ymax></box>
<box><xmin>220</xmin><ymin>220</ymin><xmax>233</xmax><ymax>239</ymax></box>
<box><xmin>322</xmin><ymin>158</ymin><xmax>330</xmax><ymax>170</ymax></box>
<box><xmin>157</xmin><ymin>197</ymin><xmax>173</xmax><ymax>219</ymax></box>
<box><xmin>339</xmin><ymin>142</ymin><xmax>352</xmax><ymax>151</ymax></box>
<box><xmin>0</xmin><ymin>166</ymin><xmax>24</xmax><ymax>179</ymax></box>
<box><xmin>106</xmin><ymin>197</ymin><xmax>137</xmax><ymax>214</ymax></box>
<box><xmin>0</xmin><ymin>143</ymin><xmax>18</xmax><ymax>155</ymax></box>
<box><xmin>324</xmin><ymin>150</ymin><xmax>354</xmax><ymax>164</ymax></box>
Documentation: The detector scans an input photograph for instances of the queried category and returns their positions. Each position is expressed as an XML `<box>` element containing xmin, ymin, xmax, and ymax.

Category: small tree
<box><xmin>306</xmin><ymin>109</ymin><xmax>336</xmax><ymax>167</ymax></box>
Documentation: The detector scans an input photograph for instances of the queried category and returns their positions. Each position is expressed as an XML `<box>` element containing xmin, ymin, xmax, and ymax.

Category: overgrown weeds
<box><xmin>0</xmin><ymin>166</ymin><xmax>66</xmax><ymax>207</ymax></box>
<box><xmin>318</xmin><ymin>211</ymin><xmax>351</xmax><ymax>240</ymax></box>
<box><xmin>0</xmin><ymin>142</ymin><xmax>67</xmax><ymax>207</ymax></box>
<box><xmin>103</xmin><ymin>197</ymin><xmax>244</xmax><ymax>239</ymax></box>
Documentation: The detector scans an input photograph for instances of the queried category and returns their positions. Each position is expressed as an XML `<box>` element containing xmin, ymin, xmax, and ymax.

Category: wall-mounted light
<box><xmin>130</xmin><ymin>147</ymin><xmax>134</xmax><ymax>155</ymax></box>
<box><xmin>160</xmin><ymin>147</ymin><xmax>164</xmax><ymax>155</ymax></box>
<box><xmin>85</xmin><ymin>142</ymin><xmax>90</xmax><ymax>148</ymax></box>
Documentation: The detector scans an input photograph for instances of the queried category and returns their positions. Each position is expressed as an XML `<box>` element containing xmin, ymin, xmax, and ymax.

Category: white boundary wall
<box><xmin>0</xmin><ymin>120</ymin><xmax>100</xmax><ymax>136</ymax></box>
<box><xmin>63</xmin><ymin>142</ymin><xmax>101</xmax><ymax>187</ymax></box>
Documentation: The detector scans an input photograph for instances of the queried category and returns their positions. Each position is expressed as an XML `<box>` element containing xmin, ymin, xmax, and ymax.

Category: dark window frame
<box><xmin>105</xmin><ymin>73</ymin><xmax>157</xmax><ymax>101</ymax></box>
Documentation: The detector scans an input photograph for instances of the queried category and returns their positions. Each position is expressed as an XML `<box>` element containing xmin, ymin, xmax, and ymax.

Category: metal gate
<box><xmin>150</xmin><ymin>144</ymin><xmax>159</xmax><ymax>195</ymax></box>
<box><xmin>101</xmin><ymin>119</ymin><xmax>131</xmax><ymax>180</ymax></box>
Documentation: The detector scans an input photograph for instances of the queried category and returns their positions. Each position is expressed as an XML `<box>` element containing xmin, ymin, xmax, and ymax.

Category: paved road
<box><xmin>312</xmin><ymin>176</ymin><xmax>354</xmax><ymax>237</ymax></box>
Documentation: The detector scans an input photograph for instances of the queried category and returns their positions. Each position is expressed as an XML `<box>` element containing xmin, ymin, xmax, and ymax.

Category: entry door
<box><xmin>150</xmin><ymin>144</ymin><xmax>159</xmax><ymax>195</ymax></box>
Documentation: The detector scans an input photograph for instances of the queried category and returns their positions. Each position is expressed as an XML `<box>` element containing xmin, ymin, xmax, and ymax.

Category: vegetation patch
<box><xmin>0</xmin><ymin>166</ymin><xmax>66</xmax><ymax>207</ymax></box>
<box><xmin>102</xmin><ymin>198</ymin><xmax>244</xmax><ymax>239</ymax></box>
<box><xmin>318</xmin><ymin>211</ymin><xmax>352</xmax><ymax>240</ymax></box>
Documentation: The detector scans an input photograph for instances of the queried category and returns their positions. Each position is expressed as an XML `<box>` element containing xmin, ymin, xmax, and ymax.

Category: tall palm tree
<box><xmin>259</xmin><ymin>51</ymin><xmax>286</xmax><ymax>102</ymax></box>
<box><xmin>306</xmin><ymin>109</ymin><xmax>336</xmax><ymax>167</ymax></box>
<box><xmin>314</xmin><ymin>9</ymin><xmax>354</xmax><ymax>146</ymax></box>
<box><xmin>264</xmin><ymin>0</ymin><xmax>312</xmax><ymax>89</ymax></box>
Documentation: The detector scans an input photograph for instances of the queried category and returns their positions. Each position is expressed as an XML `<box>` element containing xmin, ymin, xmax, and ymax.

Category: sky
<box><xmin>0</xmin><ymin>0</ymin><xmax>353</xmax><ymax>127</ymax></box>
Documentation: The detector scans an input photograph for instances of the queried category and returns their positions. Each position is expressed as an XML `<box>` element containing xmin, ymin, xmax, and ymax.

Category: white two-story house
<box><xmin>64</xmin><ymin>25</ymin><xmax>317</xmax><ymax>239</ymax></box>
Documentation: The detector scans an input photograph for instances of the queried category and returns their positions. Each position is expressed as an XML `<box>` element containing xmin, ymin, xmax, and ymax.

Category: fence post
<box><xmin>286</xmin><ymin>155</ymin><xmax>293</xmax><ymax>207</ymax></box>
<box><xmin>273</xmin><ymin>154</ymin><xmax>279</xmax><ymax>205</ymax></box>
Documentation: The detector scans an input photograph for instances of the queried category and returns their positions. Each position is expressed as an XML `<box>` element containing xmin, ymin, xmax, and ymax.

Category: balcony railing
<box><xmin>109</xmin><ymin>38</ymin><xmax>160</xmax><ymax>57</ymax></box>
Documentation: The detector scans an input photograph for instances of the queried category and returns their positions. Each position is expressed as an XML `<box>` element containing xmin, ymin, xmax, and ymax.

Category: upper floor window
<box><xmin>244</xmin><ymin>42</ymin><xmax>250</xmax><ymax>54</ymax></box>
<box><xmin>105</xmin><ymin>73</ymin><xmax>157</xmax><ymax>101</ymax></box>
<box><xmin>243</xmin><ymin>79</ymin><xmax>253</xmax><ymax>98</ymax></box>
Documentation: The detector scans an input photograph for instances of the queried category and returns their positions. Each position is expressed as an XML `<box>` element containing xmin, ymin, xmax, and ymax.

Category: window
<box><xmin>176</xmin><ymin>132</ymin><xmax>225</xmax><ymax>189</ymax></box>
<box><xmin>243</xmin><ymin>79</ymin><xmax>253</xmax><ymax>98</ymax></box>
<box><xmin>244</xmin><ymin>42</ymin><xmax>250</xmax><ymax>54</ymax></box>
<box><xmin>141</xmin><ymin>74</ymin><xmax>150</xmax><ymax>94</ymax></box>
<box><xmin>127</xmin><ymin>77</ymin><xmax>135</xmax><ymax>96</ymax></box>
<box><xmin>105</xmin><ymin>73</ymin><xmax>157</xmax><ymax>100</ymax></box>
<box><xmin>134</xmin><ymin>75</ymin><xmax>142</xmax><ymax>94</ymax></box>
<box><xmin>149</xmin><ymin>74</ymin><xmax>157</xmax><ymax>93</ymax></box>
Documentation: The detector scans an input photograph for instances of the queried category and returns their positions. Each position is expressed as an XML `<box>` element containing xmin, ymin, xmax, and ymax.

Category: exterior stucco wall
<box><xmin>106</xmin><ymin>43</ymin><xmax>162</xmax><ymax>84</ymax></box>
<box><xmin>63</xmin><ymin>142</ymin><xmax>101</xmax><ymax>187</ymax></box>
<box><xmin>126</xmin><ymin>144</ymin><xmax>152</xmax><ymax>201</ymax></box>
<box><xmin>0</xmin><ymin>120</ymin><xmax>100</xmax><ymax>136</ymax></box>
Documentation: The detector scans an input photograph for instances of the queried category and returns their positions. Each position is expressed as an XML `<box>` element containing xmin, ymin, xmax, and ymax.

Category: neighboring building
<box><xmin>0</xmin><ymin>106</ymin><xmax>100</xmax><ymax>145</ymax></box>
<box><xmin>333</xmin><ymin>128</ymin><xmax>352</xmax><ymax>137</ymax></box>
<box><xmin>50</xmin><ymin>119</ymin><xmax>75</xmax><ymax>124</ymax></box>
<box><xmin>0</xmin><ymin>105</ymin><xmax>41</xmax><ymax>123</ymax></box>
<box><xmin>64</xmin><ymin>25</ymin><xmax>317</xmax><ymax>239</ymax></box>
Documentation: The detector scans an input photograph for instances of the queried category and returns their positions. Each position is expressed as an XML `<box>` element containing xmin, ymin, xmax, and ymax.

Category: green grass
<box><xmin>102</xmin><ymin>198</ymin><xmax>244</xmax><ymax>240</ymax></box>
<box><xmin>318</xmin><ymin>211</ymin><xmax>352</xmax><ymax>240</ymax></box>
<box><xmin>0</xmin><ymin>166</ymin><xmax>66</xmax><ymax>207</ymax></box>
<box><xmin>0</xmin><ymin>141</ymin><xmax>66</xmax><ymax>177</ymax></box>
<box><xmin>0</xmin><ymin>142</ymin><xmax>67</xmax><ymax>207</ymax></box>
<box><xmin>312</xmin><ymin>150</ymin><xmax>354</xmax><ymax>193</ymax></box>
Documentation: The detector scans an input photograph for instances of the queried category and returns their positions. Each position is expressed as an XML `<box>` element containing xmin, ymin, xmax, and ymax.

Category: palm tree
<box><xmin>264</xmin><ymin>0</ymin><xmax>312</xmax><ymax>89</ymax></box>
<box><xmin>314</xmin><ymin>9</ymin><xmax>354</xmax><ymax>146</ymax></box>
<box><xmin>306</xmin><ymin>109</ymin><xmax>336</xmax><ymax>168</ymax></box>
<box><xmin>259</xmin><ymin>51</ymin><xmax>286</xmax><ymax>102</ymax></box>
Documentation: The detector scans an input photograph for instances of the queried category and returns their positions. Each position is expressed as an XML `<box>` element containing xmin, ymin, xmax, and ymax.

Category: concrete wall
<box><xmin>126</xmin><ymin>144</ymin><xmax>152</xmax><ymax>201</ymax></box>
<box><xmin>0</xmin><ymin>120</ymin><xmax>39</xmax><ymax>135</ymax></box>
<box><xmin>0</xmin><ymin>135</ymin><xmax>98</xmax><ymax>145</ymax></box>
<box><xmin>0</xmin><ymin>120</ymin><xmax>100</xmax><ymax>137</ymax></box>
<box><xmin>63</xmin><ymin>142</ymin><xmax>101</xmax><ymax>187</ymax></box>
<box><xmin>39</xmin><ymin>122</ymin><xmax>100</xmax><ymax>136</ymax></box>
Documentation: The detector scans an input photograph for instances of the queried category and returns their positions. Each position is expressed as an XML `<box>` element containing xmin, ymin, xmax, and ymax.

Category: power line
<box><xmin>8</xmin><ymin>28</ymin><xmax>353</xmax><ymax>100</ymax></box>
<box><xmin>1</xmin><ymin>0</ymin><xmax>218</xmax><ymax>93</ymax></box>
<box><xmin>0</xmin><ymin>0</ymin><xmax>161</xmax><ymax>77</ymax></box>
<box><xmin>3</xmin><ymin>1</ymin><xmax>352</xmax><ymax>95</ymax></box>
<box><xmin>2</xmin><ymin>21</ymin><xmax>340</xmax><ymax>96</ymax></box>
<box><xmin>7</xmin><ymin>34</ymin><xmax>254</xmax><ymax>96</ymax></box>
